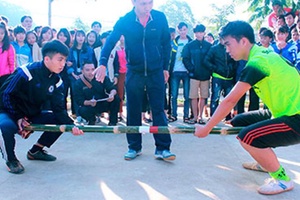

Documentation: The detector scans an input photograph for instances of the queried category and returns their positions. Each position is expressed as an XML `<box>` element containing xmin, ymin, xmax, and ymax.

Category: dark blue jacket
<box><xmin>204</xmin><ymin>42</ymin><xmax>238</xmax><ymax>79</ymax></box>
<box><xmin>67</xmin><ymin>46</ymin><xmax>95</xmax><ymax>77</ymax></box>
<box><xmin>182</xmin><ymin>39</ymin><xmax>212</xmax><ymax>81</ymax></box>
<box><xmin>0</xmin><ymin>61</ymin><xmax>73</xmax><ymax>124</ymax></box>
<box><xmin>100</xmin><ymin>9</ymin><xmax>171</xmax><ymax>75</ymax></box>
<box><xmin>73</xmin><ymin>76</ymin><xmax>116</xmax><ymax>106</ymax></box>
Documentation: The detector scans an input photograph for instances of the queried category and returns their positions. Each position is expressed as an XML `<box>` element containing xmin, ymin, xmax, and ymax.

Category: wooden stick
<box><xmin>24</xmin><ymin>124</ymin><xmax>243</xmax><ymax>135</ymax></box>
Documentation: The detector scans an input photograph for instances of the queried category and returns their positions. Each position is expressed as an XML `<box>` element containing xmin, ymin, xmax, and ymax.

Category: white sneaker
<box><xmin>258</xmin><ymin>178</ymin><xmax>294</xmax><ymax>195</ymax></box>
<box><xmin>242</xmin><ymin>162</ymin><xmax>268</xmax><ymax>173</ymax></box>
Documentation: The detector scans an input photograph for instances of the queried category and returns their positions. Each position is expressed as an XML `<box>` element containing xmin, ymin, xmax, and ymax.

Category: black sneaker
<box><xmin>6</xmin><ymin>160</ymin><xmax>25</xmax><ymax>174</ymax></box>
<box><xmin>27</xmin><ymin>150</ymin><xmax>57</xmax><ymax>161</ymax></box>
<box><xmin>88</xmin><ymin>120</ymin><xmax>96</xmax><ymax>125</ymax></box>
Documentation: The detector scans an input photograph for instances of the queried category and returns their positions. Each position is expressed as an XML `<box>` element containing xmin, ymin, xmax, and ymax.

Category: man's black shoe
<box><xmin>6</xmin><ymin>160</ymin><xmax>25</xmax><ymax>174</ymax></box>
<box><xmin>27</xmin><ymin>150</ymin><xmax>56</xmax><ymax>161</ymax></box>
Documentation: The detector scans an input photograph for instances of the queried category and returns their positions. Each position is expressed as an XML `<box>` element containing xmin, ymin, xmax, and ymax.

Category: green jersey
<box><xmin>239</xmin><ymin>45</ymin><xmax>300</xmax><ymax>118</ymax></box>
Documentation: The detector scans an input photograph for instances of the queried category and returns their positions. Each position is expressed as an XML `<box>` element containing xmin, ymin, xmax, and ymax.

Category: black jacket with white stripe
<box><xmin>0</xmin><ymin>61</ymin><xmax>73</xmax><ymax>124</ymax></box>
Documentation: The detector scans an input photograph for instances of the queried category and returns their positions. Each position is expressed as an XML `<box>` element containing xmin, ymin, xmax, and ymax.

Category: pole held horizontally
<box><xmin>24</xmin><ymin>124</ymin><xmax>243</xmax><ymax>135</ymax></box>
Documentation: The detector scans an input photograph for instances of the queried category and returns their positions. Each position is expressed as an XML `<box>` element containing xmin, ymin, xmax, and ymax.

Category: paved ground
<box><xmin>0</xmin><ymin>108</ymin><xmax>299</xmax><ymax>200</ymax></box>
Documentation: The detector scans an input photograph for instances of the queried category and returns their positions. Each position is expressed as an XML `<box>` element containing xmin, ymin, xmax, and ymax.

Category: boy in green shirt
<box><xmin>194</xmin><ymin>20</ymin><xmax>300</xmax><ymax>195</ymax></box>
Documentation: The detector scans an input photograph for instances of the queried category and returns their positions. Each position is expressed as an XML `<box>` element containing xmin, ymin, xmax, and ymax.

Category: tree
<box><xmin>201</xmin><ymin>3</ymin><xmax>235</xmax><ymax>34</ymax></box>
<box><xmin>158</xmin><ymin>0</ymin><xmax>195</xmax><ymax>36</ymax></box>
<box><xmin>0</xmin><ymin>1</ymin><xmax>30</xmax><ymax>27</ymax></box>
<box><xmin>234</xmin><ymin>0</ymin><xmax>300</xmax><ymax>29</ymax></box>
<box><xmin>69</xmin><ymin>18</ymin><xmax>89</xmax><ymax>32</ymax></box>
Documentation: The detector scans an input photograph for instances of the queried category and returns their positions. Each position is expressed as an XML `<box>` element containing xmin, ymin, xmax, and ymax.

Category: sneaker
<box><xmin>124</xmin><ymin>149</ymin><xmax>142</xmax><ymax>160</ymax></box>
<box><xmin>242</xmin><ymin>162</ymin><xmax>268</xmax><ymax>173</ymax></box>
<box><xmin>27</xmin><ymin>150</ymin><xmax>57</xmax><ymax>161</ymax></box>
<box><xmin>6</xmin><ymin>160</ymin><xmax>25</xmax><ymax>174</ymax></box>
<box><xmin>88</xmin><ymin>120</ymin><xmax>96</xmax><ymax>125</ymax></box>
<box><xmin>70</xmin><ymin>114</ymin><xmax>77</xmax><ymax>119</ymax></box>
<box><xmin>96</xmin><ymin>116</ymin><xmax>101</xmax><ymax>123</ymax></box>
<box><xmin>154</xmin><ymin>150</ymin><xmax>176</xmax><ymax>161</ymax></box>
<box><xmin>118</xmin><ymin>116</ymin><xmax>123</xmax><ymax>122</ymax></box>
<box><xmin>258</xmin><ymin>178</ymin><xmax>294</xmax><ymax>195</ymax></box>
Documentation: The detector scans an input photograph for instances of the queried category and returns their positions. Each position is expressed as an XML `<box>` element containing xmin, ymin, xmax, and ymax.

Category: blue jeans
<box><xmin>0</xmin><ymin>112</ymin><xmax>64</xmax><ymax>161</ymax></box>
<box><xmin>210</xmin><ymin>77</ymin><xmax>234</xmax><ymax>119</ymax></box>
<box><xmin>125</xmin><ymin>70</ymin><xmax>171</xmax><ymax>151</ymax></box>
<box><xmin>171</xmin><ymin>71</ymin><xmax>190</xmax><ymax>118</ymax></box>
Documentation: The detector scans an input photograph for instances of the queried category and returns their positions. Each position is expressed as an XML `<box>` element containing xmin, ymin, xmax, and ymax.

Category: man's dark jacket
<box><xmin>182</xmin><ymin>39</ymin><xmax>212</xmax><ymax>80</ymax></box>
<box><xmin>204</xmin><ymin>42</ymin><xmax>238</xmax><ymax>79</ymax></box>
<box><xmin>100</xmin><ymin>9</ymin><xmax>171</xmax><ymax>75</ymax></box>
<box><xmin>73</xmin><ymin>76</ymin><xmax>116</xmax><ymax>106</ymax></box>
<box><xmin>0</xmin><ymin>62</ymin><xmax>73</xmax><ymax>124</ymax></box>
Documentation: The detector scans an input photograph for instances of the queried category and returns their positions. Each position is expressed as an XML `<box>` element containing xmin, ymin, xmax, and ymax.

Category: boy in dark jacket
<box><xmin>182</xmin><ymin>24</ymin><xmax>212</xmax><ymax>124</ymax></box>
<box><xmin>204</xmin><ymin>36</ymin><xmax>238</xmax><ymax>120</ymax></box>
<box><xmin>168</xmin><ymin>22</ymin><xmax>193</xmax><ymax>123</ymax></box>
<box><xmin>0</xmin><ymin>40</ymin><xmax>83</xmax><ymax>174</ymax></box>
<box><xmin>73</xmin><ymin>62</ymin><xmax>120</xmax><ymax>125</ymax></box>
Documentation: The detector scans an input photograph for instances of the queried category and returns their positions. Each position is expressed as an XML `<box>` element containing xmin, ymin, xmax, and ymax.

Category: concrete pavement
<box><xmin>0</xmin><ymin>109</ymin><xmax>299</xmax><ymax>200</ymax></box>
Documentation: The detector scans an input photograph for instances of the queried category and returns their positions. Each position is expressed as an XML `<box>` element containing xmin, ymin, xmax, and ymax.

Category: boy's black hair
<box><xmin>278</xmin><ymin>15</ymin><xmax>286</xmax><ymax>22</ymax></box>
<box><xmin>42</xmin><ymin>40</ymin><xmax>69</xmax><ymax>58</ymax></box>
<box><xmin>277</xmin><ymin>25</ymin><xmax>289</xmax><ymax>33</ymax></box>
<box><xmin>177</xmin><ymin>22</ymin><xmax>188</xmax><ymax>29</ymax></box>
<box><xmin>100</xmin><ymin>31</ymin><xmax>111</xmax><ymax>40</ymax></box>
<box><xmin>82</xmin><ymin>60</ymin><xmax>95</xmax><ymax>68</ymax></box>
<box><xmin>291</xmin><ymin>26</ymin><xmax>298</xmax><ymax>33</ymax></box>
<box><xmin>220</xmin><ymin>20</ymin><xmax>255</xmax><ymax>44</ymax></box>
<box><xmin>272</xmin><ymin>0</ymin><xmax>283</xmax><ymax>7</ymax></box>
<box><xmin>285</xmin><ymin>12</ymin><xmax>295</xmax><ymax>18</ymax></box>
<box><xmin>193</xmin><ymin>24</ymin><xmax>206</xmax><ymax>33</ymax></box>
<box><xmin>261</xmin><ymin>29</ymin><xmax>274</xmax><ymax>40</ymax></box>
<box><xmin>20</xmin><ymin>15</ymin><xmax>32</xmax><ymax>23</ymax></box>
<box><xmin>34</xmin><ymin>25</ymin><xmax>42</xmax><ymax>32</ymax></box>
<box><xmin>91</xmin><ymin>21</ymin><xmax>102</xmax><ymax>28</ymax></box>
<box><xmin>70</xmin><ymin>30</ymin><xmax>76</xmax><ymax>35</ymax></box>
<box><xmin>169</xmin><ymin>27</ymin><xmax>175</xmax><ymax>33</ymax></box>
<box><xmin>13</xmin><ymin>25</ymin><xmax>25</xmax><ymax>36</ymax></box>
<box><xmin>207</xmin><ymin>33</ymin><xmax>214</xmax><ymax>40</ymax></box>
<box><xmin>259</xmin><ymin>27</ymin><xmax>268</xmax><ymax>34</ymax></box>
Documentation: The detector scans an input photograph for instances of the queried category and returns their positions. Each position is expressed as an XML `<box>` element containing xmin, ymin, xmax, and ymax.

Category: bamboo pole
<box><xmin>24</xmin><ymin>124</ymin><xmax>243</xmax><ymax>135</ymax></box>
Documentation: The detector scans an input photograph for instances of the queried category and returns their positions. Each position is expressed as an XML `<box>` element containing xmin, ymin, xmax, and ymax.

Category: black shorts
<box><xmin>237</xmin><ymin>114</ymin><xmax>300</xmax><ymax>148</ymax></box>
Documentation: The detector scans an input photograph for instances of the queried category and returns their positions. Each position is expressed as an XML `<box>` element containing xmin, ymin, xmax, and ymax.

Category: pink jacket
<box><xmin>0</xmin><ymin>44</ymin><xmax>15</xmax><ymax>77</ymax></box>
<box><xmin>116</xmin><ymin>46</ymin><xmax>127</xmax><ymax>74</ymax></box>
